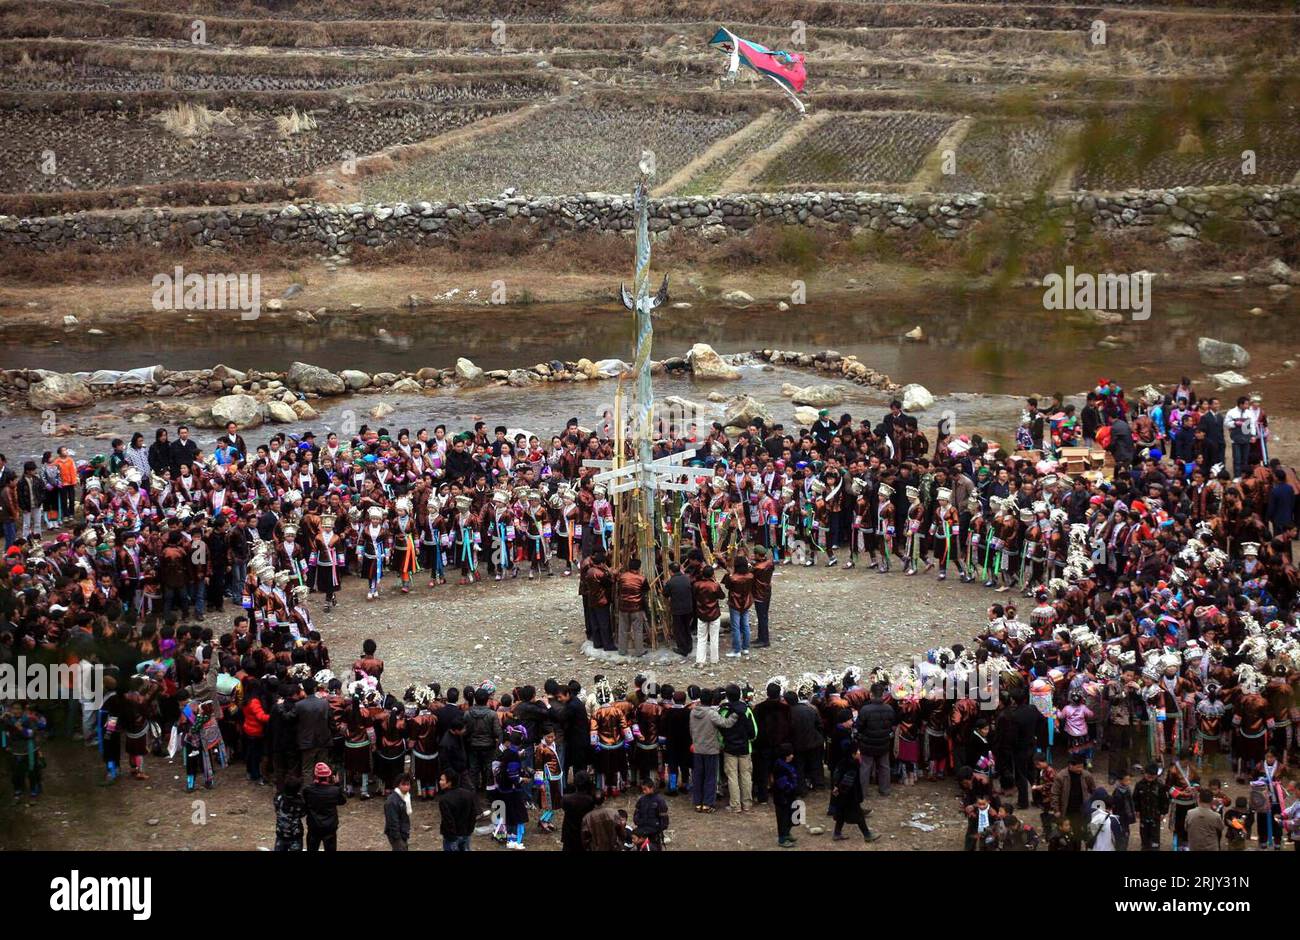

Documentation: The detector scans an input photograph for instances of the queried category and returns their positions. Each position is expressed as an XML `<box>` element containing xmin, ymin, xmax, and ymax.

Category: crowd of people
<box><xmin>1</xmin><ymin>371</ymin><xmax>1299</xmax><ymax>851</ymax></box>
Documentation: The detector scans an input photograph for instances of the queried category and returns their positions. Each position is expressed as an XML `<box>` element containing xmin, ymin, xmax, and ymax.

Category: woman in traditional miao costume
<box><xmin>447</xmin><ymin>494</ymin><xmax>479</xmax><ymax>584</ymax></box>
<box><xmin>341</xmin><ymin>686</ymin><xmax>379</xmax><ymax>799</ymax></box>
<box><xmin>418</xmin><ymin>491</ymin><xmax>447</xmax><ymax>586</ymax></box>
<box><xmin>359</xmin><ymin>505</ymin><xmax>390</xmax><ymax>601</ymax></box>
<box><xmin>389</xmin><ymin>497</ymin><xmax>419</xmax><ymax>593</ymax></box>
<box><xmin>372</xmin><ymin>707</ymin><xmax>408</xmax><ymax>795</ymax></box>
<box><xmin>522</xmin><ymin>491</ymin><xmax>551</xmax><ymax>579</ymax></box>
<box><xmin>310</xmin><ymin>513</ymin><xmax>342</xmax><ymax>612</ymax></box>
<box><xmin>405</xmin><ymin>688</ymin><xmax>440</xmax><ymax>799</ymax></box>
<box><xmin>551</xmin><ymin>487</ymin><xmax>580</xmax><ymax>577</ymax></box>
<box><xmin>485</xmin><ymin>490</ymin><xmax>516</xmax><ymax>581</ymax></box>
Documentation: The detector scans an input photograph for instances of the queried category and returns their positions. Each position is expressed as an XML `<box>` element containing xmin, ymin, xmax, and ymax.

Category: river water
<box><xmin>2</xmin><ymin>284</ymin><xmax>1297</xmax><ymax>459</ymax></box>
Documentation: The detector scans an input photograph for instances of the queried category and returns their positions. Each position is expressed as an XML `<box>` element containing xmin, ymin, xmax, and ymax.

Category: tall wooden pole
<box><xmin>619</xmin><ymin>157</ymin><xmax>669</xmax><ymax>643</ymax></box>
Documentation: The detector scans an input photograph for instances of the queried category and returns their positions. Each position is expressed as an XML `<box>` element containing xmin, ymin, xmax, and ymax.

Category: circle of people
<box><xmin>1</xmin><ymin>373</ymin><xmax>1299</xmax><ymax>851</ymax></box>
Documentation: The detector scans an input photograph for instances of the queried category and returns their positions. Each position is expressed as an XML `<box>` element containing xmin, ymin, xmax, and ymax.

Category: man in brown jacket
<box><xmin>581</xmin><ymin>803</ymin><xmax>625</xmax><ymax>851</ymax></box>
<box><xmin>1185</xmin><ymin>790</ymin><xmax>1225</xmax><ymax>851</ymax></box>
<box><xmin>751</xmin><ymin>547</ymin><xmax>775</xmax><ymax>647</ymax></box>
<box><xmin>1050</xmin><ymin>754</ymin><xmax>1097</xmax><ymax>845</ymax></box>
<box><xmin>615</xmin><ymin>557</ymin><xmax>649</xmax><ymax>657</ymax></box>
<box><xmin>692</xmin><ymin>564</ymin><xmax>726</xmax><ymax>665</ymax></box>
<box><xmin>721</xmin><ymin>556</ymin><xmax>755</xmax><ymax>658</ymax></box>
<box><xmin>581</xmin><ymin>550</ymin><xmax>615</xmax><ymax>652</ymax></box>
<box><xmin>159</xmin><ymin>531</ymin><xmax>190</xmax><ymax>622</ymax></box>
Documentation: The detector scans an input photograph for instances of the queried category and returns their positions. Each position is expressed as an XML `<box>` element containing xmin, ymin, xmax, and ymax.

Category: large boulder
<box><xmin>901</xmin><ymin>383</ymin><xmax>935</xmax><ymax>411</ymax></box>
<box><xmin>265</xmin><ymin>400</ymin><xmax>297</xmax><ymax>424</ymax></box>
<box><xmin>1197</xmin><ymin>337</ymin><xmax>1250</xmax><ymax>369</ymax></box>
<box><xmin>724</xmin><ymin>394</ymin><xmax>774</xmax><ymax>428</ymax></box>
<box><xmin>507</xmin><ymin>369</ymin><xmax>538</xmax><ymax>387</ymax></box>
<box><xmin>290</xmin><ymin>399</ymin><xmax>318</xmax><ymax>420</ymax></box>
<box><xmin>370</xmin><ymin>401</ymin><xmax>396</xmax><ymax>419</ymax></box>
<box><xmin>390</xmin><ymin>377</ymin><xmax>422</xmax><ymax>394</ymax></box>
<box><xmin>28</xmin><ymin>373</ymin><xmax>93</xmax><ymax>410</ymax></box>
<box><xmin>722</xmin><ymin>289</ymin><xmax>754</xmax><ymax>307</ymax></box>
<box><xmin>686</xmin><ymin>343</ymin><xmax>741</xmax><ymax>380</ymax></box>
<box><xmin>339</xmin><ymin>369</ymin><xmax>371</xmax><ymax>390</ymax></box>
<box><xmin>287</xmin><ymin>361</ymin><xmax>345</xmax><ymax>395</ymax></box>
<box><xmin>793</xmin><ymin>405</ymin><xmax>820</xmax><ymax>426</ymax></box>
<box><xmin>790</xmin><ymin>384</ymin><xmax>846</xmax><ymax>408</ymax></box>
<box><xmin>455</xmin><ymin>357</ymin><xmax>486</xmax><ymax>387</ymax></box>
<box><xmin>211</xmin><ymin>394</ymin><xmax>263</xmax><ymax>429</ymax></box>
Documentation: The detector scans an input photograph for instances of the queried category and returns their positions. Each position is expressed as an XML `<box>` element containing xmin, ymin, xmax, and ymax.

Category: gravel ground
<box><xmin>307</xmin><ymin>555</ymin><xmax>992</xmax><ymax>694</ymax></box>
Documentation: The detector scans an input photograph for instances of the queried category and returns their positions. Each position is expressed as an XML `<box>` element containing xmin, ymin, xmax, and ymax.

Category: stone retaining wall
<box><xmin>2</xmin><ymin>186</ymin><xmax>1296</xmax><ymax>252</ymax></box>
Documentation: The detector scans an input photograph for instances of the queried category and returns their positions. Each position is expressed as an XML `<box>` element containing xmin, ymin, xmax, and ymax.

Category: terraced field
<box><xmin>669</xmin><ymin>110</ymin><xmax>803</xmax><ymax>196</ymax></box>
<box><xmin>0</xmin><ymin>102</ymin><xmax>505</xmax><ymax>192</ymax></box>
<box><xmin>942</xmin><ymin>118</ymin><xmax>1082</xmax><ymax>193</ymax></box>
<box><xmin>362</xmin><ymin>103</ymin><xmax>756</xmax><ymax>203</ymax></box>
<box><xmin>0</xmin><ymin>0</ymin><xmax>1294</xmax><ymax>209</ymax></box>
<box><xmin>1074</xmin><ymin>119</ymin><xmax>1300</xmax><ymax>189</ymax></box>
<box><xmin>754</xmin><ymin>111</ymin><xmax>956</xmax><ymax>189</ymax></box>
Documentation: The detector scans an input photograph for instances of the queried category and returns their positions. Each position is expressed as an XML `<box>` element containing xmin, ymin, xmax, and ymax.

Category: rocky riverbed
<box><xmin>1</xmin><ymin>343</ymin><xmax>905</xmax><ymax>436</ymax></box>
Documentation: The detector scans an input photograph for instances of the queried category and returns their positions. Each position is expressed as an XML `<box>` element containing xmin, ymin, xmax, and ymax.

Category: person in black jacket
<box><xmin>719</xmin><ymin>684</ymin><xmax>758</xmax><ymax>812</ymax></box>
<box><xmin>556</xmin><ymin>683</ymin><xmax>591</xmax><ymax>782</ymax></box>
<box><xmin>444</xmin><ymin>437</ymin><xmax>478</xmax><ymax>485</ymax></box>
<box><xmin>284</xmin><ymin>678</ymin><xmax>332</xmax><ymax>779</ymax></box>
<box><xmin>854</xmin><ymin>684</ymin><xmax>895</xmax><ymax>797</ymax></box>
<box><xmin>170</xmin><ymin>425</ymin><xmax>199</xmax><ymax>475</ymax></box>
<box><xmin>751</xmin><ymin>682</ymin><xmax>791</xmax><ymax>805</ymax></box>
<box><xmin>1133</xmin><ymin>763</ymin><xmax>1170</xmax><ymax>851</ymax></box>
<box><xmin>268</xmin><ymin>682</ymin><xmax>300</xmax><ymax>793</ymax></box>
<box><xmin>223</xmin><ymin>421</ymin><xmax>249</xmax><ymax>460</ymax></box>
<box><xmin>1197</xmin><ymin>401</ymin><xmax>1225</xmax><ymax>470</ymax></box>
<box><xmin>1081</xmin><ymin>394</ymin><xmax>1103</xmax><ymax>447</ymax></box>
<box><xmin>560</xmin><ymin>771</ymin><xmax>597</xmax><ymax>852</ymax></box>
<box><xmin>771</xmin><ymin>744</ymin><xmax>801</xmax><ymax>848</ymax></box>
<box><xmin>1010</xmin><ymin>689</ymin><xmax>1041</xmax><ymax>809</ymax></box>
<box><xmin>434</xmin><ymin>686</ymin><xmax>460</xmax><ymax>727</ymax></box>
<box><xmin>147</xmin><ymin>428</ymin><xmax>172</xmax><ymax>475</ymax></box>
<box><xmin>1064</xmin><ymin>477</ymin><xmax>1091</xmax><ymax>525</ymax></box>
<box><xmin>383</xmin><ymin>773</ymin><xmax>412</xmax><ymax>850</ymax></box>
<box><xmin>1108</xmin><ymin>416</ymin><xmax>1136</xmax><ymax>468</ymax></box>
<box><xmin>830</xmin><ymin>742</ymin><xmax>880</xmax><ymax>843</ymax></box>
<box><xmin>787</xmin><ymin>691</ymin><xmax>825</xmax><ymax>790</ymax></box>
<box><xmin>303</xmin><ymin>762</ymin><xmax>347</xmax><ymax>851</ymax></box>
<box><xmin>206</xmin><ymin>515</ymin><xmax>229</xmax><ymax>613</ymax></box>
<box><xmin>632</xmin><ymin>778</ymin><xmax>670</xmax><ymax>850</ymax></box>
<box><xmin>256</xmin><ymin>498</ymin><xmax>280</xmax><ymax>542</ymax></box>
<box><xmin>438</xmin><ymin>716</ymin><xmax>470</xmax><ymax>791</ymax></box>
<box><xmin>438</xmin><ymin>769</ymin><xmax>476</xmax><ymax>851</ymax></box>
<box><xmin>662</xmin><ymin>563</ymin><xmax>696</xmax><ymax>657</ymax></box>
<box><xmin>1266</xmin><ymin>466</ymin><xmax>1296</xmax><ymax>537</ymax></box>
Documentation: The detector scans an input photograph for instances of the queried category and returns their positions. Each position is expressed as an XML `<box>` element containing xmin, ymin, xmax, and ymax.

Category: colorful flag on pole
<box><xmin>708</xmin><ymin>27</ymin><xmax>807</xmax><ymax>113</ymax></box>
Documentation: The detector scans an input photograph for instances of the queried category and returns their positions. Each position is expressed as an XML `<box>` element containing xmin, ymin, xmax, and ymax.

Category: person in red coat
<box><xmin>241</xmin><ymin>677</ymin><xmax>272</xmax><ymax>785</ymax></box>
